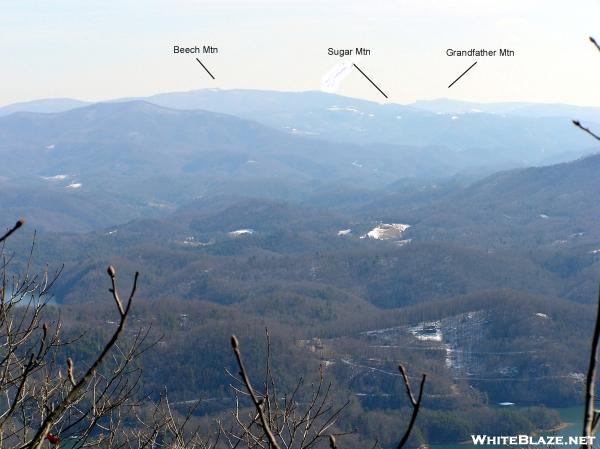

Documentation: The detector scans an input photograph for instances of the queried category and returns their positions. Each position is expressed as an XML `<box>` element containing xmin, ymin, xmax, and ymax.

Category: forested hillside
<box><xmin>2</xmin><ymin>89</ymin><xmax>600</xmax><ymax>447</ymax></box>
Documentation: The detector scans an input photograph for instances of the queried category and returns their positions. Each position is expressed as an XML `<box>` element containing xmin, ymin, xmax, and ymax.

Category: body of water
<box><xmin>431</xmin><ymin>407</ymin><xmax>584</xmax><ymax>449</ymax></box>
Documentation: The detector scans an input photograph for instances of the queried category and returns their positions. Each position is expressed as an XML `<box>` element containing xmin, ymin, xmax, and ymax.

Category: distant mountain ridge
<box><xmin>4</xmin><ymin>90</ymin><xmax>600</xmax><ymax>122</ymax></box>
<box><xmin>411</xmin><ymin>98</ymin><xmax>600</xmax><ymax>123</ymax></box>
<box><xmin>0</xmin><ymin>98</ymin><xmax>90</xmax><ymax>116</ymax></box>
<box><xmin>2</xmin><ymin>91</ymin><xmax>600</xmax><ymax>236</ymax></box>
<box><xmin>1</xmin><ymin>89</ymin><xmax>598</xmax><ymax>169</ymax></box>
<box><xmin>0</xmin><ymin>100</ymin><xmax>474</xmax><ymax>231</ymax></box>
<box><xmin>0</xmin><ymin>99</ymin><xmax>468</xmax><ymax>183</ymax></box>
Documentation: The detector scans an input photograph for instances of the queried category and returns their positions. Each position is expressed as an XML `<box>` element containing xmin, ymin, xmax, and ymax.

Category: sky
<box><xmin>2</xmin><ymin>0</ymin><xmax>600</xmax><ymax>107</ymax></box>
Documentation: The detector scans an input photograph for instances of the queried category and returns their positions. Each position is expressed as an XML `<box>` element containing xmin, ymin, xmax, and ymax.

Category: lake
<box><xmin>431</xmin><ymin>407</ymin><xmax>584</xmax><ymax>449</ymax></box>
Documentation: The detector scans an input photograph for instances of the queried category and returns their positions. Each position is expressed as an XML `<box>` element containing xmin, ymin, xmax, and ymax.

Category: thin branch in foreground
<box><xmin>66</xmin><ymin>357</ymin><xmax>76</xmax><ymax>387</ymax></box>
<box><xmin>230</xmin><ymin>335</ymin><xmax>281</xmax><ymax>449</ymax></box>
<box><xmin>582</xmin><ymin>285</ymin><xmax>600</xmax><ymax>449</ymax></box>
<box><xmin>573</xmin><ymin>37</ymin><xmax>600</xmax><ymax>144</ymax></box>
<box><xmin>329</xmin><ymin>435</ymin><xmax>338</xmax><ymax>449</ymax></box>
<box><xmin>573</xmin><ymin>36</ymin><xmax>600</xmax><ymax>144</ymax></box>
<box><xmin>397</xmin><ymin>365</ymin><xmax>426</xmax><ymax>449</ymax></box>
<box><xmin>25</xmin><ymin>266</ymin><xmax>140</xmax><ymax>449</ymax></box>
<box><xmin>0</xmin><ymin>219</ymin><xmax>24</xmax><ymax>244</ymax></box>
<box><xmin>573</xmin><ymin>120</ymin><xmax>600</xmax><ymax>141</ymax></box>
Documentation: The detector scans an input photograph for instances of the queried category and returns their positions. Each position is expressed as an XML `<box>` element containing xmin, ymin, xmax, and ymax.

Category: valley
<box><xmin>1</xmin><ymin>88</ymin><xmax>599</xmax><ymax>447</ymax></box>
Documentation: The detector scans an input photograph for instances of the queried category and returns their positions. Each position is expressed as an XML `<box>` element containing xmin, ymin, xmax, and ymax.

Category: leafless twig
<box><xmin>573</xmin><ymin>120</ymin><xmax>600</xmax><ymax>141</ymax></box>
<box><xmin>573</xmin><ymin>36</ymin><xmax>600</xmax><ymax>143</ymax></box>
<box><xmin>231</xmin><ymin>335</ymin><xmax>281</xmax><ymax>449</ymax></box>
<box><xmin>226</xmin><ymin>332</ymin><xmax>351</xmax><ymax>449</ymax></box>
<box><xmin>581</xmin><ymin>285</ymin><xmax>600</xmax><ymax>449</ymax></box>
<box><xmin>329</xmin><ymin>435</ymin><xmax>337</xmax><ymax>449</ymax></box>
<box><xmin>397</xmin><ymin>365</ymin><xmax>426</xmax><ymax>449</ymax></box>
<box><xmin>24</xmin><ymin>266</ymin><xmax>139</xmax><ymax>449</ymax></box>
<box><xmin>0</xmin><ymin>219</ymin><xmax>24</xmax><ymax>244</ymax></box>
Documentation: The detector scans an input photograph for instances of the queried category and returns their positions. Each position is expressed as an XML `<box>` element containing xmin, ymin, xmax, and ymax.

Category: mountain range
<box><xmin>1</xmin><ymin>89</ymin><xmax>599</xmax><ymax>234</ymax></box>
<box><xmin>3</xmin><ymin>89</ymin><xmax>600</xmax><ymax>443</ymax></box>
<box><xmin>2</xmin><ymin>89</ymin><xmax>599</xmax><ymax>162</ymax></box>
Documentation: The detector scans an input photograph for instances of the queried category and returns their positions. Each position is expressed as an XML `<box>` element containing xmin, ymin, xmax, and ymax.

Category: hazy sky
<box><xmin>2</xmin><ymin>0</ymin><xmax>600</xmax><ymax>106</ymax></box>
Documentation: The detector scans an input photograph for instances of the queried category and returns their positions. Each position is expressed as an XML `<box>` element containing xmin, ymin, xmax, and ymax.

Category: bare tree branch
<box><xmin>573</xmin><ymin>120</ymin><xmax>600</xmax><ymax>141</ymax></box>
<box><xmin>328</xmin><ymin>435</ymin><xmax>337</xmax><ymax>449</ymax></box>
<box><xmin>0</xmin><ymin>219</ymin><xmax>24</xmax><ymax>245</ymax></box>
<box><xmin>582</xmin><ymin>285</ymin><xmax>600</xmax><ymax>449</ymax></box>
<box><xmin>397</xmin><ymin>365</ymin><xmax>426</xmax><ymax>449</ymax></box>
<box><xmin>24</xmin><ymin>266</ymin><xmax>139</xmax><ymax>449</ymax></box>
<box><xmin>66</xmin><ymin>358</ymin><xmax>76</xmax><ymax>387</ymax></box>
<box><xmin>231</xmin><ymin>335</ymin><xmax>281</xmax><ymax>449</ymax></box>
<box><xmin>573</xmin><ymin>37</ymin><xmax>600</xmax><ymax>143</ymax></box>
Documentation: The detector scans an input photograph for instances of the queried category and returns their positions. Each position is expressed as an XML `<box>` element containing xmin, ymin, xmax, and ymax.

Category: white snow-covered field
<box><xmin>362</xmin><ymin>223</ymin><xmax>410</xmax><ymax>240</ymax></box>
<box><xmin>229</xmin><ymin>229</ymin><xmax>254</xmax><ymax>237</ymax></box>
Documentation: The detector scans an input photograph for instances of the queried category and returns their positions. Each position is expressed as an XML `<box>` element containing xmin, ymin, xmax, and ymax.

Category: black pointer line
<box><xmin>448</xmin><ymin>61</ymin><xmax>477</xmax><ymax>88</ymax></box>
<box><xmin>353</xmin><ymin>63</ymin><xmax>388</xmax><ymax>99</ymax></box>
<box><xmin>196</xmin><ymin>58</ymin><xmax>215</xmax><ymax>80</ymax></box>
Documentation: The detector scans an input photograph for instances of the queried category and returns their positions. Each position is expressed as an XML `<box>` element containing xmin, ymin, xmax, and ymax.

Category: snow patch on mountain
<box><xmin>229</xmin><ymin>229</ymin><xmax>254</xmax><ymax>237</ymax></box>
<box><xmin>327</xmin><ymin>106</ymin><xmax>361</xmax><ymax>113</ymax></box>
<box><xmin>41</xmin><ymin>174</ymin><xmax>68</xmax><ymax>181</ymax></box>
<box><xmin>408</xmin><ymin>322</ymin><xmax>442</xmax><ymax>342</ymax></box>
<box><xmin>361</xmin><ymin>223</ymin><xmax>410</xmax><ymax>240</ymax></box>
